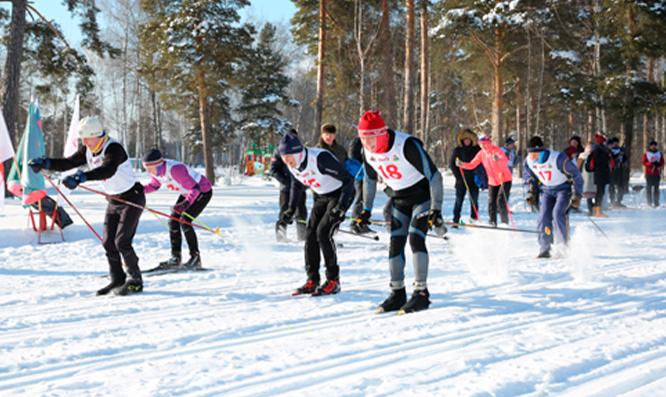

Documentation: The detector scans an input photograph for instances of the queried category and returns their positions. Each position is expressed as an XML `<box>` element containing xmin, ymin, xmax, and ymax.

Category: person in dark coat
<box><xmin>585</xmin><ymin>134</ymin><xmax>612</xmax><ymax>217</ymax></box>
<box><xmin>608</xmin><ymin>137</ymin><xmax>628</xmax><ymax>207</ymax></box>
<box><xmin>450</xmin><ymin>129</ymin><xmax>481</xmax><ymax>225</ymax></box>
<box><xmin>270</xmin><ymin>129</ymin><xmax>307</xmax><ymax>242</ymax></box>
<box><xmin>315</xmin><ymin>123</ymin><xmax>348</xmax><ymax>165</ymax></box>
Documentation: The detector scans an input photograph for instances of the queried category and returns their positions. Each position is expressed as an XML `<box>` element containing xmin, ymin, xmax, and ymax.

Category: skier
<box><xmin>355</xmin><ymin>110</ymin><xmax>444</xmax><ymax>314</ymax></box>
<box><xmin>278</xmin><ymin>133</ymin><xmax>354</xmax><ymax>296</ymax></box>
<box><xmin>316</xmin><ymin>123</ymin><xmax>348</xmax><ymax>164</ymax></box>
<box><xmin>450</xmin><ymin>129</ymin><xmax>480</xmax><ymax>226</ymax></box>
<box><xmin>563</xmin><ymin>135</ymin><xmax>583</xmax><ymax>161</ymax></box>
<box><xmin>141</xmin><ymin>149</ymin><xmax>212</xmax><ymax>269</ymax></box>
<box><xmin>28</xmin><ymin>116</ymin><xmax>145</xmax><ymax>296</ymax></box>
<box><xmin>643</xmin><ymin>140</ymin><xmax>664</xmax><ymax>208</ymax></box>
<box><xmin>523</xmin><ymin>136</ymin><xmax>583</xmax><ymax>258</ymax></box>
<box><xmin>457</xmin><ymin>134</ymin><xmax>513</xmax><ymax>226</ymax></box>
<box><xmin>269</xmin><ymin>129</ymin><xmax>307</xmax><ymax>242</ymax></box>
<box><xmin>348</xmin><ymin>136</ymin><xmax>370</xmax><ymax>234</ymax></box>
<box><xmin>608</xmin><ymin>137</ymin><xmax>628</xmax><ymax>207</ymax></box>
<box><xmin>501</xmin><ymin>137</ymin><xmax>517</xmax><ymax>172</ymax></box>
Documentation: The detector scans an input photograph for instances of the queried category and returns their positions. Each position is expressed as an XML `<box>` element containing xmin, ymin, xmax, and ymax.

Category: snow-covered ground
<box><xmin>1</xmin><ymin>170</ymin><xmax>666</xmax><ymax>396</ymax></box>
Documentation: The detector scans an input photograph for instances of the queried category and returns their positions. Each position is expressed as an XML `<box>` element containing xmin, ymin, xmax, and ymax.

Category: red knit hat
<box><xmin>358</xmin><ymin>111</ymin><xmax>387</xmax><ymax>137</ymax></box>
<box><xmin>595</xmin><ymin>134</ymin><xmax>606</xmax><ymax>145</ymax></box>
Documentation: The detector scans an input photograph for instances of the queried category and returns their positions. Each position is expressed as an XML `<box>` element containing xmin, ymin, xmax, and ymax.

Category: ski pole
<box><xmin>78</xmin><ymin>185</ymin><xmax>217</xmax><ymax>235</ymax></box>
<box><xmin>458</xmin><ymin>160</ymin><xmax>481</xmax><ymax>221</ymax></box>
<box><xmin>296</xmin><ymin>219</ymin><xmax>380</xmax><ymax>241</ymax></box>
<box><xmin>443</xmin><ymin>221</ymin><xmax>547</xmax><ymax>235</ymax></box>
<box><xmin>182</xmin><ymin>211</ymin><xmax>222</xmax><ymax>236</ymax></box>
<box><xmin>349</xmin><ymin>217</ymin><xmax>389</xmax><ymax>226</ymax></box>
<box><xmin>583</xmin><ymin>212</ymin><xmax>612</xmax><ymax>242</ymax></box>
<box><xmin>497</xmin><ymin>170</ymin><xmax>516</xmax><ymax>228</ymax></box>
<box><xmin>41</xmin><ymin>171</ymin><xmax>103</xmax><ymax>242</ymax></box>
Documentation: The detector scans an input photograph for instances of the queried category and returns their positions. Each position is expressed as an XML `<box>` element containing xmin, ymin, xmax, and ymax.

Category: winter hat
<box><xmin>278</xmin><ymin>133</ymin><xmax>303</xmax><ymax>156</ymax></box>
<box><xmin>321</xmin><ymin>124</ymin><xmax>337</xmax><ymax>134</ymax></box>
<box><xmin>289</xmin><ymin>128</ymin><xmax>298</xmax><ymax>136</ymax></box>
<box><xmin>478</xmin><ymin>134</ymin><xmax>491</xmax><ymax>143</ymax></box>
<box><xmin>78</xmin><ymin>116</ymin><xmax>105</xmax><ymax>139</ymax></box>
<box><xmin>595</xmin><ymin>134</ymin><xmax>607</xmax><ymax>145</ymax></box>
<box><xmin>142</xmin><ymin>149</ymin><xmax>163</xmax><ymax>167</ymax></box>
<box><xmin>609</xmin><ymin>137</ymin><xmax>620</xmax><ymax>144</ymax></box>
<box><xmin>505</xmin><ymin>137</ymin><xmax>515</xmax><ymax>146</ymax></box>
<box><xmin>357</xmin><ymin>111</ymin><xmax>387</xmax><ymax>137</ymax></box>
<box><xmin>526</xmin><ymin>136</ymin><xmax>546</xmax><ymax>153</ymax></box>
<box><xmin>649</xmin><ymin>140</ymin><xmax>658</xmax><ymax>147</ymax></box>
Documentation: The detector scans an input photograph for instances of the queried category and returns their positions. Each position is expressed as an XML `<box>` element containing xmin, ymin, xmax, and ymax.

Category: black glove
<box><xmin>526</xmin><ymin>194</ymin><xmax>537</xmax><ymax>207</ymax></box>
<box><xmin>653</xmin><ymin>161</ymin><xmax>661</xmax><ymax>168</ymax></box>
<box><xmin>61</xmin><ymin>170</ymin><xmax>87</xmax><ymax>190</ymax></box>
<box><xmin>28</xmin><ymin>156</ymin><xmax>50</xmax><ymax>173</ymax></box>
<box><xmin>356</xmin><ymin>209</ymin><xmax>371</xmax><ymax>226</ymax></box>
<box><xmin>570</xmin><ymin>194</ymin><xmax>582</xmax><ymax>209</ymax></box>
<box><xmin>281</xmin><ymin>206</ymin><xmax>296</xmax><ymax>225</ymax></box>
<box><xmin>329</xmin><ymin>204</ymin><xmax>347</xmax><ymax>223</ymax></box>
<box><xmin>428</xmin><ymin>209</ymin><xmax>447</xmax><ymax>237</ymax></box>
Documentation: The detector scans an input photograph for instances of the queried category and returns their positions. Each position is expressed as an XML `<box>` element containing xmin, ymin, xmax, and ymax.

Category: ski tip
<box><xmin>215</xmin><ymin>227</ymin><xmax>221</xmax><ymax>235</ymax></box>
<box><xmin>373</xmin><ymin>235</ymin><xmax>380</xmax><ymax>241</ymax></box>
<box><xmin>397</xmin><ymin>310</ymin><xmax>405</xmax><ymax>316</ymax></box>
<box><xmin>376</xmin><ymin>308</ymin><xmax>385</xmax><ymax>314</ymax></box>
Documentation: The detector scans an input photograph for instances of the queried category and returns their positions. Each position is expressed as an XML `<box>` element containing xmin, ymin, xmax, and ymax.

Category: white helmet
<box><xmin>78</xmin><ymin>116</ymin><xmax>104</xmax><ymax>139</ymax></box>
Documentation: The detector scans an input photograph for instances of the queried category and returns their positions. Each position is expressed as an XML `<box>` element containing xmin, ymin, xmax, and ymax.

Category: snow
<box><xmin>2</xmin><ymin>170</ymin><xmax>666</xmax><ymax>396</ymax></box>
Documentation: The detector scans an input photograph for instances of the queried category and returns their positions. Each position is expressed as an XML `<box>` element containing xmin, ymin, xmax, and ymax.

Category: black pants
<box><xmin>646</xmin><ymin>176</ymin><xmax>660</xmax><ymax>207</ymax></box>
<box><xmin>609</xmin><ymin>173</ymin><xmax>626</xmax><ymax>205</ymax></box>
<box><xmin>350</xmin><ymin>179</ymin><xmax>364</xmax><ymax>222</ymax></box>
<box><xmin>488</xmin><ymin>182</ymin><xmax>511</xmax><ymax>225</ymax></box>
<box><xmin>169</xmin><ymin>190</ymin><xmax>212</xmax><ymax>258</ymax></box>
<box><xmin>595</xmin><ymin>183</ymin><xmax>606</xmax><ymax>207</ymax></box>
<box><xmin>304</xmin><ymin>193</ymin><xmax>347</xmax><ymax>283</ymax></box>
<box><xmin>452</xmin><ymin>184</ymin><xmax>479</xmax><ymax>223</ymax></box>
<box><xmin>104</xmin><ymin>184</ymin><xmax>145</xmax><ymax>283</ymax></box>
<box><xmin>277</xmin><ymin>188</ymin><xmax>307</xmax><ymax>239</ymax></box>
<box><xmin>388</xmin><ymin>195</ymin><xmax>430</xmax><ymax>290</ymax></box>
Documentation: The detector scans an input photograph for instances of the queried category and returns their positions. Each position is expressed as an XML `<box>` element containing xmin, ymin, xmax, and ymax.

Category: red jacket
<box><xmin>643</xmin><ymin>150</ymin><xmax>664</xmax><ymax>177</ymax></box>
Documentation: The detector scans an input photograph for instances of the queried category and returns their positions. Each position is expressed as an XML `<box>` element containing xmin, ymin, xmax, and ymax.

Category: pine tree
<box><xmin>139</xmin><ymin>0</ymin><xmax>253</xmax><ymax>184</ymax></box>
<box><xmin>237</xmin><ymin>22</ymin><xmax>297</xmax><ymax>147</ymax></box>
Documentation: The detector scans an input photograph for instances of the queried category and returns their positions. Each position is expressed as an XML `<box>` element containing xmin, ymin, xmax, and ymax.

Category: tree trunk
<box><xmin>313</xmin><ymin>0</ymin><xmax>326</xmax><ymax>141</ymax></box>
<box><xmin>516</xmin><ymin>77</ymin><xmax>522</xmax><ymax>178</ymax></box>
<box><xmin>403</xmin><ymin>0</ymin><xmax>415</xmax><ymax>135</ymax></box>
<box><xmin>197</xmin><ymin>68</ymin><xmax>215</xmax><ymax>185</ymax></box>
<box><xmin>492</xmin><ymin>63</ymin><xmax>502</xmax><ymax>144</ymax></box>
<box><xmin>643</xmin><ymin>57</ymin><xmax>654</xmax><ymax>153</ymax></box>
<box><xmin>381</xmin><ymin>0</ymin><xmax>396</xmax><ymax>127</ymax></box>
<box><xmin>1</xmin><ymin>0</ymin><xmax>28</xmax><ymax>193</ymax></box>
<box><xmin>622</xmin><ymin>8</ymin><xmax>637</xmax><ymax>169</ymax></box>
<box><xmin>419</xmin><ymin>1</ymin><xmax>429</xmax><ymax>146</ymax></box>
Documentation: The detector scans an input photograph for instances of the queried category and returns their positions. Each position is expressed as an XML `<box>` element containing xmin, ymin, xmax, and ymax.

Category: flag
<box><xmin>58</xmin><ymin>95</ymin><xmax>80</xmax><ymax>204</ymax></box>
<box><xmin>0</xmin><ymin>108</ymin><xmax>16</xmax><ymax>214</ymax></box>
<box><xmin>6</xmin><ymin>101</ymin><xmax>47</xmax><ymax>206</ymax></box>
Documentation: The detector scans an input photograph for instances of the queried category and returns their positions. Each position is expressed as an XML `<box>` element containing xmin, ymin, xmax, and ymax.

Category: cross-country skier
<box><xmin>457</xmin><ymin>134</ymin><xmax>513</xmax><ymax>226</ymax></box>
<box><xmin>28</xmin><ymin>116</ymin><xmax>145</xmax><ymax>296</ymax></box>
<box><xmin>355</xmin><ymin>110</ymin><xmax>444</xmax><ymax>314</ymax></box>
<box><xmin>523</xmin><ymin>136</ymin><xmax>583</xmax><ymax>258</ymax></box>
<box><xmin>141</xmin><ymin>149</ymin><xmax>212</xmax><ymax>269</ymax></box>
<box><xmin>278</xmin><ymin>133</ymin><xmax>354</xmax><ymax>296</ymax></box>
<box><xmin>450</xmin><ymin>129</ymin><xmax>481</xmax><ymax>226</ymax></box>
<box><xmin>643</xmin><ymin>140</ymin><xmax>664</xmax><ymax>208</ymax></box>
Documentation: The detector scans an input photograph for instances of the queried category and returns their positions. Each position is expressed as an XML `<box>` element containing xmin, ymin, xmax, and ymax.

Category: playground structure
<box><xmin>244</xmin><ymin>143</ymin><xmax>274</xmax><ymax>176</ymax></box>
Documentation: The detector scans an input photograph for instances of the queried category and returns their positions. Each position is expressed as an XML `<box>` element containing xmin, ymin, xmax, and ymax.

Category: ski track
<box><xmin>1</xmin><ymin>176</ymin><xmax>666</xmax><ymax>395</ymax></box>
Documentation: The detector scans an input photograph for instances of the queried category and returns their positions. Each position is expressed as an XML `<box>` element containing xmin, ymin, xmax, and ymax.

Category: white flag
<box><xmin>0</xmin><ymin>109</ymin><xmax>15</xmax><ymax>214</ymax></box>
<box><xmin>58</xmin><ymin>95</ymin><xmax>80</xmax><ymax>204</ymax></box>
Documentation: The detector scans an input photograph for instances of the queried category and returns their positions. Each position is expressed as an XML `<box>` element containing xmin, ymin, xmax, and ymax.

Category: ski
<box><xmin>444</xmin><ymin>221</ymin><xmax>546</xmax><ymax>235</ymax></box>
<box><xmin>142</xmin><ymin>266</ymin><xmax>212</xmax><ymax>277</ymax></box>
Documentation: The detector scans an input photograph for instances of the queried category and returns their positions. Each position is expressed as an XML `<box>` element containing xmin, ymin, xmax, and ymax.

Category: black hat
<box><xmin>649</xmin><ymin>140</ymin><xmax>658</xmax><ymax>146</ymax></box>
<box><xmin>526</xmin><ymin>136</ymin><xmax>546</xmax><ymax>153</ymax></box>
<box><xmin>278</xmin><ymin>133</ymin><xmax>303</xmax><ymax>156</ymax></box>
<box><xmin>142</xmin><ymin>148</ymin><xmax>163</xmax><ymax>167</ymax></box>
<box><xmin>505</xmin><ymin>137</ymin><xmax>515</xmax><ymax>146</ymax></box>
<box><xmin>609</xmin><ymin>137</ymin><xmax>619</xmax><ymax>144</ymax></box>
<box><xmin>289</xmin><ymin>128</ymin><xmax>298</xmax><ymax>136</ymax></box>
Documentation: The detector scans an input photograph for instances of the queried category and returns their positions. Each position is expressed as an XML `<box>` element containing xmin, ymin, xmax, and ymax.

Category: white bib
<box><xmin>363</xmin><ymin>131</ymin><xmax>425</xmax><ymax>191</ymax></box>
<box><xmin>526</xmin><ymin>150</ymin><xmax>569</xmax><ymax>187</ymax></box>
<box><xmin>289</xmin><ymin>148</ymin><xmax>342</xmax><ymax>195</ymax></box>
<box><xmin>646</xmin><ymin>151</ymin><xmax>662</xmax><ymax>164</ymax></box>
<box><xmin>86</xmin><ymin>137</ymin><xmax>138</xmax><ymax>195</ymax></box>
<box><xmin>156</xmin><ymin>160</ymin><xmax>202</xmax><ymax>193</ymax></box>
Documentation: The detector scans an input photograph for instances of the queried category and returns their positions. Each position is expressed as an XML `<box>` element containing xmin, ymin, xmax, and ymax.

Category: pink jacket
<box><xmin>462</xmin><ymin>144</ymin><xmax>513</xmax><ymax>186</ymax></box>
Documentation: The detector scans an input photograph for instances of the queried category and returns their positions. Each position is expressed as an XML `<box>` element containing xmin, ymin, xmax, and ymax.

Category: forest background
<box><xmin>1</xmin><ymin>0</ymin><xmax>665</xmax><ymax>185</ymax></box>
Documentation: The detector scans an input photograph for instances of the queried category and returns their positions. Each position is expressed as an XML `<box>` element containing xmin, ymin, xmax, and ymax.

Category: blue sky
<box><xmin>6</xmin><ymin>0</ymin><xmax>297</xmax><ymax>48</ymax></box>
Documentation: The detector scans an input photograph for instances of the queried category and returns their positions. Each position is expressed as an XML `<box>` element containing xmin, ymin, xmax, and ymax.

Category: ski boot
<box><xmin>537</xmin><ymin>250</ymin><xmax>551</xmax><ymax>259</ymax></box>
<box><xmin>114</xmin><ymin>279</ymin><xmax>143</xmax><ymax>296</ymax></box>
<box><xmin>157</xmin><ymin>255</ymin><xmax>181</xmax><ymax>270</ymax></box>
<box><xmin>97</xmin><ymin>279</ymin><xmax>125</xmax><ymax>296</ymax></box>
<box><xmin>292</xmin><ymin>279</ymin><xmax>320</xmax><ymax>296</ymax></box>
<box><xmin>312</xmin><ymin>279</ymin><xmax>340</xmax><ymax>296</ymax></box>
<box><xmin>377</xmin><ymin>288</ymin><xmax>407</xmax><ymax>313</ymax></box>
<box><xmin>398</xmin><ymin>289</ymin><xmax>431</xmax><ymax>314</ymax></box>
<box><xmin>182</xmin><ymin>253</ymin><xmax>201</xmax><ymax>268</ymax></box>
